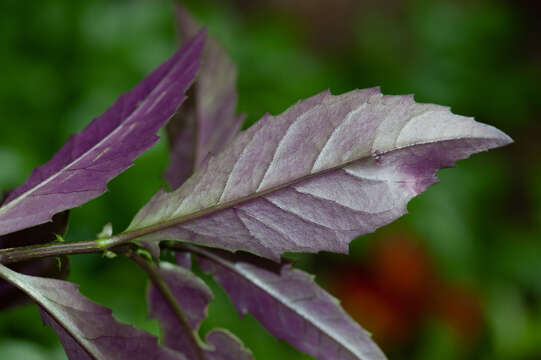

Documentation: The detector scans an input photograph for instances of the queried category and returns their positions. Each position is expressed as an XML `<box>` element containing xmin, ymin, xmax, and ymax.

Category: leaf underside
<box><xmin>0</xmin><ymin>31</ymin><xmax>205</xmax><ymax>237</ymax></box>
<box><xmin>189</xmin><ymin>247</ymin><xmax>385</xmax><ymax>360</ymax></box>
<box><xmin>130</xmin><ymin>88</ymin><xmax>512</xmax><ymax>260</ymax></box>
<box><xmin>0</xmin><ymin>264</ymin><xmax>183</xmax><ymax>360</ymax></box>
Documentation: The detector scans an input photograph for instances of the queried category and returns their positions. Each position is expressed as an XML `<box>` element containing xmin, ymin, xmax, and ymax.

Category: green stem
<box><xmin>0</xmin><ymin>232</ymin><xmax>134</xmax><ymax>264</ymax></box>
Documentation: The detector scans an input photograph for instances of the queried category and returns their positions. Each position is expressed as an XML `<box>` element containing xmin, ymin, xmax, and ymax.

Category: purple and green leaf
<box><xmin>0</xmin><ymin>31</ymin><xmax>205</xmax><ymax>237</ymax></box>
<box><xmin>129</xmin><ymin>88</ymin><xmax>512</xmax><ymax>260</ymax></box>
<box><xmin>147</xmin><ymin>261</ymin><xmax>253</xmax><ymax>360</ymax></box>
<box><xmin>0</xmin><ymin>264</ymin><xmax>184</xmax><ymax>360</ymax></box>
<box><xmin>165</xmin><ymin>5</ymin><xmax>243</xmax><ymax>190</ymax></box>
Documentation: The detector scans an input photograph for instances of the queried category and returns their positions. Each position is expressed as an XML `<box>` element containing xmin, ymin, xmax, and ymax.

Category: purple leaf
<box><xmin>0</xmin><ymin>264</ymin><xmax>184</xmax><ymax>360</ymax></box>
<box><xmin>0</xmin><ymin>189</ymin><xmax>70</xmax><ymax>310</ymax></box>
<box><xmin>195</xmin><ymin>247</ymin><xmax>385</xmax><ymax>360</ymax></box>
<box><xmin>0</xmin><ymin>31</ymin><xmax>205</xmax><ymax>237</ymax></box>
<box><xmin>147</xmin><ymin>261</ymin><xmax>253</xmax><ymax>360</ymax></box>
<box><xmin>165</xmin><ymin>5</ymin><xmax>243</xmax><ymax>189</ymax></box>
<box><xmin>129</xmin><ymin>88</ymin><xmax>512</xmax><ymax>260</ymax></box>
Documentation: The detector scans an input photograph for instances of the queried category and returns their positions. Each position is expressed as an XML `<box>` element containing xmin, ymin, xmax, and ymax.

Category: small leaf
<box><xmin>165</xmin><ymin>5</ymin><xmax>244</xmax><ymax>190</ymax></box>
<box><xmin>0</xmin><ymin>189</ymin><xmax>70</xmax><ymax>310</ymax></box>
<box><xmin>97</xmin><ymin>222</ymin><xmax>113</xmax><ymax>239</ymax></box>
<box><xmin>147</xmin><ymin>261</ymin><xmax>252</xmax><ymax>360</ymax></box>
<box><xmin>193</xmin><ymin>247</ymin><xmax>385</xmax><ymax>360</ymax></box>
<box><xmin>0</xmin><ymin>264</ymin><xmax>183</xmax><ymax>360</ymax></box>
<box><xmin>102</xmin><ymin>250</ymin><xmax>117</xmax><ymax>259</ymax></box>
<box><xmin>0</xmin><ymin>31</ymin><xmax>205</xmax><ymax>237</ymax></box>
<box><xmin>54</xmin><ymin>234</ymin><xmax>65</xmax><ymax>242</ymax></box>
<box><xmin>128</xmin><ymin>89</ymin><xmax>512</xmax><ymax>260</ymax></box>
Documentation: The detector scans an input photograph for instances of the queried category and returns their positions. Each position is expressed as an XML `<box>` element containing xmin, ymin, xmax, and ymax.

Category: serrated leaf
<box><xmin>147</xmin><ymin>261</ymin><xmax>253</xmax><ymax>360</ymax></box>
<box><xmin>193</xmin><ymin>247</ymin><xmax>385</xmax><ymax>360</ymax></box>
<box><xmin>128</xmin><ymin>88</ymin><xmax>512</xmax><ymax>260</ymax></box>
<box><xmin>0</xmin><ymin>264</ymin><xmax>184</xmax><ymax>360</ymax></box>
<box><xmin>0</xmin><ymin>31</ymin><xmax>205</xmax><ymax>237</ymax></box>
<box><xmin>0</xmin><ymin>189</ymin><xmax>70</xmax><ymax>310</ymax></box>
<box><xmin>165</xmin><ymin>5</ymin><xmax>243</xmax><ymax>190</ymax></box>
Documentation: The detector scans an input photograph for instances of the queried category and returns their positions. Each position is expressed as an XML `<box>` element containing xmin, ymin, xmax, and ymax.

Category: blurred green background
<box><xmin>0</xmin><ymin>0</ymin><xmax>539</xmax><ymax>359</ymax></box>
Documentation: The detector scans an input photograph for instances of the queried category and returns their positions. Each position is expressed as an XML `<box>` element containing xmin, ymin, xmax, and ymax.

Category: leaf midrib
<box><xmin>125</xmin><ymin>136</ymin><xmax>494</xmax><ymax>241</ymax></box>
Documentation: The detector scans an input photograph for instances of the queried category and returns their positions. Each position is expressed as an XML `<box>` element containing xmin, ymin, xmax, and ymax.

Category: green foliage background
<box><xmin>0</xmin><ymin>0</ymin><xmax>539</xmax><ymax>359</ymax></box>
